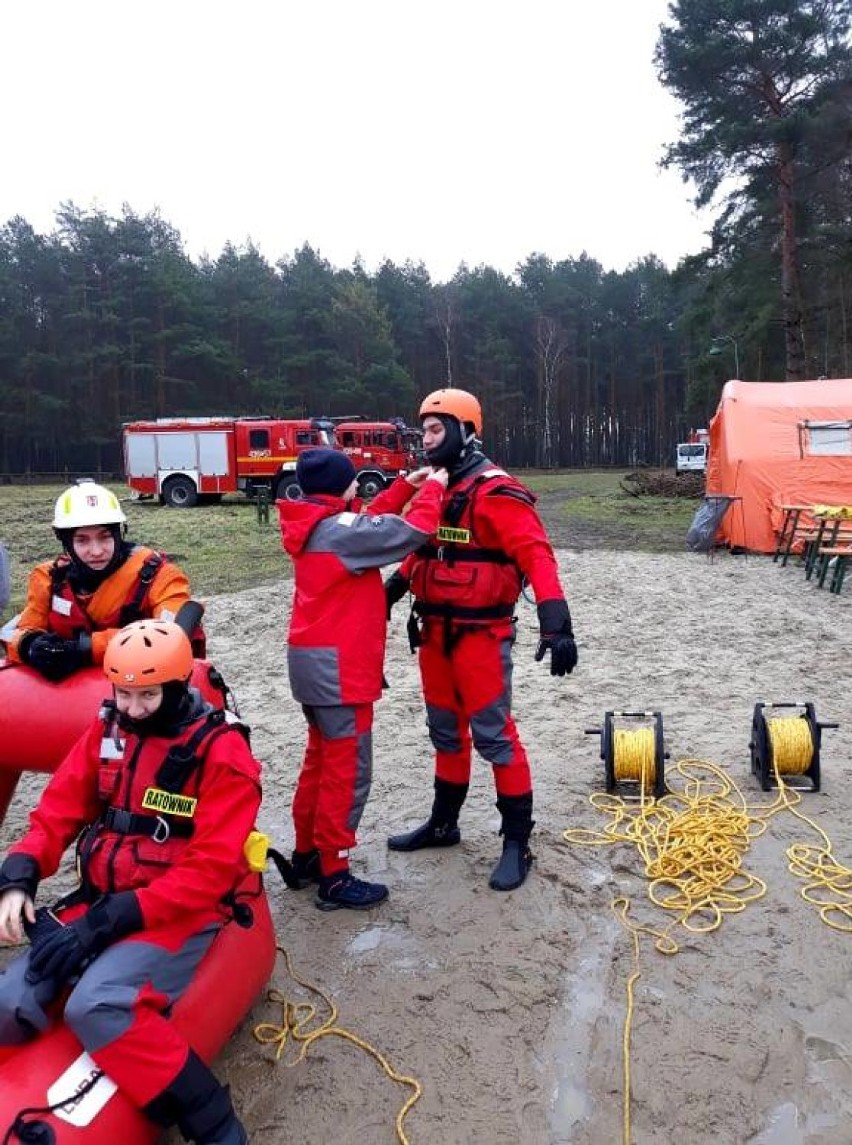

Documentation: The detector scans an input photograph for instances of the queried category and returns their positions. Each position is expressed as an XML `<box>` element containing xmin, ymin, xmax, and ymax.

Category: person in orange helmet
<box><xmin>5</xmin><ymin>479</ymin><xmax>204</xmax><ymax>680</ymax></box>
<box><xmin>385</xmin><ymin>387</ymin><xmax>578</xmax><ymax>892</ymax></box>
<box><xmin>0</xmin><ymin>620</ymin><xmax>260</xmax><ymax>1144</ymax></box>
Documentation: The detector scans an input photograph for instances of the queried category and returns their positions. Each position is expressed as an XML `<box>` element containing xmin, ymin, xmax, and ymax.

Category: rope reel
<box><xmin>586</xmin><ymin>710</ymin><xmax>667</xmax><ymax>798</ymax></box>
<box><xmin>749</xmin><ymin>702</ymin><xmax>838</xmax><ymax>792</ymax></box>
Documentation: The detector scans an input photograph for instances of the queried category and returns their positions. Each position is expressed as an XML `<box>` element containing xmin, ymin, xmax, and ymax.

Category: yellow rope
<box><xmin>760</xmin><ymin>712</ymin><xmax>852</xmax><ymax>930</ymax></box>
<box><xmin>564</xmin><ymin>758</ymin><xmax>775</xmax><ymax>1145</ymax></box>
<box><xmin>610</xmin><ymin>897</ymin><xmax>677</xmax><ymax>1145</ymax></box>
<box><xmin>565</xmin><ymin>723</ymin><xmax>852</xmax><ymax>1145</ymax></box>
<box><xmin>612</xmin><ymin>727</ymin><xmax>656</xmax><ymax>791</ymax></box>
<box><xmin>566</xmin><ymin>759</ymin><xmax>770</xmax><ymax>936</ymax></box>
<box><xmin>252</xmin><ymin>946</ymin><xmax>422</xmax><ymax>1145</ymax></box>
<box><xmin>771</xmin><ymin>765</ymin><xmax>852</xmax><ymax>933</ymax></box>
<box><xmin>766</xmin><ymin>715</ymin><xmax>813</xmax><ymax>776</ymax></box>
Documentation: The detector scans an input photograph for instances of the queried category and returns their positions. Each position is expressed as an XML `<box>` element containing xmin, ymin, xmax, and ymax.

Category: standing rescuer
<box><xmin>278</xmin><ymin>448</ymin><xmax>448</xmax><ymax>911</ymax></box>
<box><xmin>0</xmin><ymin>620</ymin><xmax>261</xmax><ymax>1144</ymax></box>
<box><xmin>385</xmin><ymin>387</ymin><xmax>578</xmax><ymax>891</ymax></box>
<box><xmin>6</xmin><ymin>479</ymin><xmax>205</xmax><ymax>678</ymax></box>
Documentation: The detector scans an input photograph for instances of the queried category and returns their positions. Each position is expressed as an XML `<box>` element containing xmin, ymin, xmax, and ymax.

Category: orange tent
<box><xmin>706</xmin><ymin>379</ymin><xmax>852</xmax><ymax>552</ymax></box>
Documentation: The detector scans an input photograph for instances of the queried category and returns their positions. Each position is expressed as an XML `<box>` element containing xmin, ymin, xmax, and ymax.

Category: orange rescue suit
<box><xmin>7</xmin><ymin>546</ymin><xmax>195</xmax><ymax>664</ymax></box>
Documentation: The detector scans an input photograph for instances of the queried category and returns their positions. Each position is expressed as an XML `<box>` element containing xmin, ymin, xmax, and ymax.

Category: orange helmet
<box><xmin>419</xmin><ymin>388</ymin><xmax>483</xmax><ymax>436</ymax></box>
<box><xmin>103</xmin><ymin>620</ymin><xmax>194</xmax><ymax>686</ymax></box>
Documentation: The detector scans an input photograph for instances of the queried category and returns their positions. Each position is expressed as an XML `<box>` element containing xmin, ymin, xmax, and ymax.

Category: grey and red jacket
<box><xmin>277</xmin><ymin>476</ymin><xmax>445</xmax><ymax>706</ymax></box>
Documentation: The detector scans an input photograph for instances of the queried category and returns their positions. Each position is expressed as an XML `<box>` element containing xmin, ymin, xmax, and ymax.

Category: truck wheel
<box><xmin>275</xmin><ymin>476</ymin><xmax>302</xmax><ymax>502</ymax></box>
<box><xmin>357</xmin><ymin>472</ymin><xmax>386</xmax><ymax>500</ymax></box>
<box><xmin>162</xmin><ymin>476</ymin><xmax>199</xmax><ymax>508</ymax></box>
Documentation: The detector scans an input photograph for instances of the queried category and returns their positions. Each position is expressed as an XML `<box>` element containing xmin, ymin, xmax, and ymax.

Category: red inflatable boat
<box><xmin>0</xmin><ymin>872</ymin><xmax>277</xmax><ymax>1143</ymax></box>
<box><xmin>0</xmin><ymin>661</ymin><xmax>230</xmax><ymax>826</ymax></box>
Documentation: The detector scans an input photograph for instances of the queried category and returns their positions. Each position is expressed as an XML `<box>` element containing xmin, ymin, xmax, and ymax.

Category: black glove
<box><xmin>535</xmin><ymin>600</ymin><xmax>578</xmax><ymax>677</ymax></box>
<box><xmin>27</xmin><ymin>891</ymin><xmax>143</xmax><ymax>984</ymax></box>
<box><xmin>384</xmin><ymin>571</ymin><xmax>410</xmax><ymax>621</ymax></box>
<box><xmin>0</xmin><ymin>853</ymin><xmax>40</xmax><ymax>901</ymax></box>
<box><xmin>19</xmin><ymin>632</ymin><xmax>91</xmax><ymax>682</ymax></box>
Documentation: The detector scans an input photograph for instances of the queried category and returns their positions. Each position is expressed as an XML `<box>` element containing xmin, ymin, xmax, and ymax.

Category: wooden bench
<box><xmin>815</xmin><ymin>544</ymin><xmax>852</xmax><ymax>594</ymax></box>
<box><xmin>803</xmin><ymin>517</ymin><xmax>852</xmax><ymax>580</ymax></box>
<box><xmin>774</xmin><ymin>505</ymin><xmax>813</xmax><ymax>565</ymax></box>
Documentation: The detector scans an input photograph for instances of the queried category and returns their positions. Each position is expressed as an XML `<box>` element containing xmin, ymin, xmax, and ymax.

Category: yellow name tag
<box><xmin>436</xmin><ymin>526</ymin><xmax>471</xmax><ymax>544</ymax></box>
<box><xmin>141</xmin><ymin>788</ymin><xmax>198</xmax><ymax>818</ymax></box>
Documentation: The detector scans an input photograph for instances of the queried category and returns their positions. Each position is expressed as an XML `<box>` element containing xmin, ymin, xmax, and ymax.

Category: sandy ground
<box><xmin>2</xmin><ymin>548</ymin><xmax>852</xmax><ymax>1145</ymax></box>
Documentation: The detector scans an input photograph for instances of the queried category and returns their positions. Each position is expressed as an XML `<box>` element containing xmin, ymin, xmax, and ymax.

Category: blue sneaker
<box><xmin>315</xmin><ymin>872</ymin><xmax>389</xmax><ymax>911</ymax></box>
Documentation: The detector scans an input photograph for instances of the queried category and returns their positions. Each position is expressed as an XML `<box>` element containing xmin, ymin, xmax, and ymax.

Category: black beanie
<box><xmin>296</xmin><ymin>449</ymin><xmax>357</xmax><ymax>496</ymax></box>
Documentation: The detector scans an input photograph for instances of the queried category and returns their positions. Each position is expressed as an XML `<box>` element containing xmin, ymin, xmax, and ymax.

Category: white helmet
<box><xmin>53</xmin><ymin>480</ymin><xmax>127</xmax><ymax>530</ymax></box>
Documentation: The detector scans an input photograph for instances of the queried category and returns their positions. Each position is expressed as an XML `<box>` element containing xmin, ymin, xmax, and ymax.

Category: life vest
<box><xmin>47</xmin><ymin>549</ymin><xmax>167</xmax><ymax>638</ymax></box>
<box><xmin>76</xmin><ymin>704</ymin><xmax>248</xmax><ymax>899</ymax></box>
<box><xmin>409</xmin><ymin>467</ymin><xmax>535</xmax><ymax>625</ymax></box>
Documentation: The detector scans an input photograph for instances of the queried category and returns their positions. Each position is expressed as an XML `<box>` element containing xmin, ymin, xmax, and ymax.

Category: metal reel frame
<box><xmin>749</xmin><ymin>701</ymin><xmax>824</xmax><ymax>793</ymax></box>
<box><xmin>588</xmin><ymin>710</ymin><xmax>667</xmax><ymax>798</ymax></box>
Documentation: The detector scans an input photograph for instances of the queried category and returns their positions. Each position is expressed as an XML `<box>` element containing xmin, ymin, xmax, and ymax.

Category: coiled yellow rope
<box><xmin>565</xmin><ymin>722</ymin><xmax>852</xmax><ymax>1145</ymax></box>
<box><xmin>612</xmin><ymin>727</ymin><xmax>656</xmax><ymax>790</ymax></box>
<box><xmin>766</xmin><ymin>715</ymin><xmax>813</xmax><ymax>776</ymax></box>
<box><xmin>253</xmin><ymin>946</ymin><xmax>422</xmax><ymax>1144</ymax></box>
<box><xmin>566</xmin><ymin>759</ymin><xmax>769</xmax><ymax>936</ymax></box>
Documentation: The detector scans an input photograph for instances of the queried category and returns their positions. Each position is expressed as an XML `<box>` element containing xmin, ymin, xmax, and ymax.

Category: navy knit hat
<box><xmin>296</xmin><ymin>448</ymin><xmax>358</xmax><ymax>496</ymax></box>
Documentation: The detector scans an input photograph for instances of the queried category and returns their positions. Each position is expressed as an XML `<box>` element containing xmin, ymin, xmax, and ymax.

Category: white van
<box><xmin>675</xmin><ymin>442</ymin><xmax>708</xmax><ymax>475</ymax></box>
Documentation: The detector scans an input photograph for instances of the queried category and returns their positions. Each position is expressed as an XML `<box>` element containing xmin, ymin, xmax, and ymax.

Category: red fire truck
<box><xmin>122</xmin><ymin>416</ymin><xmax>334</xmax><ymax>507</ymax></box>
<box><xmin>335</xmin><ymin>419</ymin><xmax>423</xmax><ymax>498</ymax></box>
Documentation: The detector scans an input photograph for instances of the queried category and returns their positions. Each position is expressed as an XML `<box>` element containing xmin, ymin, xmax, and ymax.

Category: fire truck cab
<box><xmin>335</xmin><ymin>419</ymin><xmax>423</xmax><ymax>498</ymax></box>
<box><xmin>123</xmin><ymin>416</ymin><xmax>333</xmax><ymax>507</ymax></box>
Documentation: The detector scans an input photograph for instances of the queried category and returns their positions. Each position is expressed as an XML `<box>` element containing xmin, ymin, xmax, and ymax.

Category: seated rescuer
<box><xmin>6</xmin><ymin>479</ymin><xmax>205</xmax><ymax>680</ymax></box>
<box><xmin>0</xmin><ymin>620</ymin><xmax>261</xmax><ymax>1145</ymax></box>
<box><xmin>278</xmin><ymin>448</ymin><xmax>448</xmax><ymax>911</ymax></box>
<box><xmin>385</xmin><ymin>387</ymin><xmax>579</xmax><ymax>892</ymax></box>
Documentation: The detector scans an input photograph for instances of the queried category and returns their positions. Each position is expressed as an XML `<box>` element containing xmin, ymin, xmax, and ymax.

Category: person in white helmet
<box><xmin>6</xmin><ymin>480</ymin><xmax>204</xmax><ymax>681</ymax></box>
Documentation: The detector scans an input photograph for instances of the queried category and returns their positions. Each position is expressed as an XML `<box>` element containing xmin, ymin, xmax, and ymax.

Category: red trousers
<box><xmin>418</xmin><ymin>623</ymin><xmax>532</xmax><ymax>797</ymax></box>
<box><xmin>293</xmin><ymin>703</ymin><xmax>374</xmax><ymax>876</ymax></box>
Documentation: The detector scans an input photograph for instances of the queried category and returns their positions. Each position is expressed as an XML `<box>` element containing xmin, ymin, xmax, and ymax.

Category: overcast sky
<box><xmin>3</xmin><ymin>0</ymin><xmax>714</xmax><ymax>282</ymax></box>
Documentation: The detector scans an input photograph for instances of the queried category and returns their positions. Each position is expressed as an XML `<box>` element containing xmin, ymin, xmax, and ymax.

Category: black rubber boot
<box><xmin>143</xmin><ymin>1049</ymin><xmax>248</xmax><ymax>1143</ymax></box>
<box><xmin>291</xmin><ymin>848</ymin><xmax>321</xmax><ymax>888</ymax></box>
<box><xmin>387</xmin><ymin>778</ymin><xmax>468</xmax><ymax>852</ymax></box>
<box><xmin>489</xmin><ymin>794</ymin><xmax>535</xmax><ymax>891</ymax></box>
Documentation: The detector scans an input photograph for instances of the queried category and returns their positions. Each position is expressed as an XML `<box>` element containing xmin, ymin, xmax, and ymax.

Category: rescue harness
<box><xmin>408</xmin><ymin>468</ymin><xmax>533</xmax><ymax>653</ymax></box>
<box><xmin>49</xmin><ymin>549</ymin><xmax>167</xmax><ymax>630</ymax></box>
<box><xmin>93</xmin><ymin>705</ymin><xmax>235</xmax><ymax>846</ymax></box>
<box><xmin>81</xmin><ymin>706</ymin><xmax>301</xmax><ymax>895</ymax></box>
